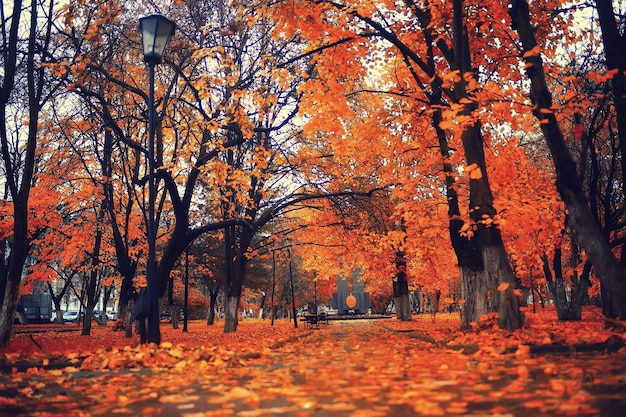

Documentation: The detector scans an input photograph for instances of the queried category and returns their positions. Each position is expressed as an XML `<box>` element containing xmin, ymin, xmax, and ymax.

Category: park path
<box><xmin>2</xmin><ymin>319</ymin><xmax>625</xmax><ymax>416</ymax></box>
<box><xmin>88</xmin><ymin>320</ymin><xmax>625</xmax><ymax>416</ymax></box>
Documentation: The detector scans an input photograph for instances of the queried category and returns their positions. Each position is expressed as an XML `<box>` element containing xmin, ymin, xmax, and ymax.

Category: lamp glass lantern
<box><xmin>140</xmin><ymin>14</ymin><xmax>175</xmax><ymax>64</ymax></box>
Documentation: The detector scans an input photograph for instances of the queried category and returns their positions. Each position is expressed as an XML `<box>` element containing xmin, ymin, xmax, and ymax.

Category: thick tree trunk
<box><xmin>116</xmin><ymin>272</ymin><xmax>135</xmax><ymax>335</ymax></box>
<box><xmin>435</xmin><ymin>0</ymin><xmax>523</xmax><ymax>330</ymax></box>
<box><xmin>460</xmin><ymin>267</ymin><xmax>488</xmax><ymax>329</ymax></box>
<box><xmin>124</xmin><ymin>300</ymin><xmax>134</xmax><ymax>338</ymax></box>
<box><xmin>0</xmin><ymin>268</ymin><xmax>22</xmax><ymax>346</ymax></box>
<box><xmin>433</xmin><ymin>107</ymin><xmax>488</xmax><ymax>329</ymax></box>
<box><xmin>0</xmin><ymin>209</ymin><xmax>29</xmax><ymax>346</ymax></box>
<box><xmin>393</xmin><ymin>282</ymin><xmax>411</xmax><ymax>321</ymax></box>
<box><xmin>403</xmin><ymin>5</ymin><xmax>515</xmax><ymax>330</ymax></box>
<box><xmin>600</xmin><ymin>282</ymin><xmax>617</xmax><ymax>318</ymax></box>
<box><xmin>223</xmin><ymin>295</ymin><xmax>239</xmax><ymax>332</ymax></box>
<box><xmin>103</xmin><ymin>131</ymin><xmax>139</xmax><ymax>336</ymax></box>
<box><xmin>509</xmin><ymin>0</ymin><xmax>626</xmax><ymax>319</ymax></box>
<box><xmin>456</xmin><ymin>100</ymin><xmax>522</xmax><ymax>330</ymax></box>
<box><xmin>481</xmin><ymin>237</ymin><xmax>523</xmax><ymax>330</ymax></box>
<box><xmin>417</xmin><ymin>8</ymin><xmax>490</xmax><ymax>331</ymax></box>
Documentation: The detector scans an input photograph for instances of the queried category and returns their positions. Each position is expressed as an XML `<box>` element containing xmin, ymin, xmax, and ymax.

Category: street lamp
<box><xmin>140</xmin><ymin>13</ymin><xmax>175</xmax><ymax>345</ymax></box>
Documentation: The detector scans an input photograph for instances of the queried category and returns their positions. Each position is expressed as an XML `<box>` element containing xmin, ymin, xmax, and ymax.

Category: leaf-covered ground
<box><xmin>1</xmin><ymin>307</ymin><xmax>625</xmax><ymax>416</ymax></box>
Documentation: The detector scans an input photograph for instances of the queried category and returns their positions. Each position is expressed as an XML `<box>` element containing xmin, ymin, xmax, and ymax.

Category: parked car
<box><xmin>62</xmin><ymin>311</ymin><xmax>83</xmax><ymax>323</ymax></box>
<box><xmin>92</xmin><ymin>310</ymin><xmax>106</xmax><ymax>321</ymax></box>
<box><xmin>50</xmin><ymin>310</ymin><xmax>59</xmax><ymax>322</ymax></box>
<box><xmin>160</xmin><ymin>310</ymin><xmax>184</xmax><ymax>322</ymax></box>
<box><xmin>106</xmin><ymin>311</ymin><xmax>117</xmax><ymax>321</ymax></box>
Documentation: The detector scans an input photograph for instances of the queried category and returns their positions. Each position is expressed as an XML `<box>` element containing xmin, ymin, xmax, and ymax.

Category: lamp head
<box><xmin>140</xmin><ymin>14</ymin><xmax>175</xmax><ymax>64</ymax></box>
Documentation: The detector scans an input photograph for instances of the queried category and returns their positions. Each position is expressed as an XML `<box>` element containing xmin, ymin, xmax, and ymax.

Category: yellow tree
<box><xmin>0</xmin><ymin>0</ymin><xmax>70</xmax><ymax>345</ymax></box>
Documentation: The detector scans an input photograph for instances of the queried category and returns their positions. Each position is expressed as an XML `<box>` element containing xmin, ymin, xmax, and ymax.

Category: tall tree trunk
<box><xmin>117</xmin><ymin>269</ymin><xmax>136</xmax><ymax>336</ymax></box>
<box><xmin>0</xmin><ymin>231</ymin><xmax>27</xmax><ymax>346</ymax></box>
<box><xmin>425</xmin><ymin>57</ymin><xmax>487</xmax><ymax>327</ymax></box>
<box><xmin>412</xmin><ymin>1</ymin><xmax>519</xmax><ymax>330</ymax></box>
<box><xmin>0</xmin><ymin>0</ymin><xmax>50</xmax><ymax>346</ymax></box>
<box><xmin>223</xmin><ymin>224</ymin><xmax>236</xmax><ymax>332</ymax></box>
<box><xmin>595</xmin><ymin>0</ymin><xmax>626</xmax><ymax>187</ymax></box>
<box><xmin>570</xmin><ymin>262</ymin><xmax>592</xmax><ymax>320</ymax></box>
<box><xmin>288</xmin><ymin>251</ymin><xmax>298</xmax><ymax>328</ymax></box>
<box><xmin>207</xmin><ymin>289</ymin><xmax>219</xmax><ymax>325</ymax></box>
<box><xmin>430</xmin><ymin>55</ymin><xmax>485</xmax><ymax>330</ymax></box>
<box><xmin>125</xmin><ymin>298</ymin><xmax>135</xmax><ymax>338</ymax></box>
<box><xmin>598</xmin><ymin>0</ymin><xmax>626</xmax><ymax>318</ymax></box>
<box><xmin>509</xmin><ymin>0</ymin><xmax>626</xmax><ymax>319</ymax></box>
<box><xmin>542</xmin><ymin>250</ymin><xmax>569</xmax><ymax>320</ymax></box>
<box><xmin>168</xmin><ymin>277</ymin><xmax>179</xmax><ymax>330</ymax></box>
<box><xmin>82</xmin><ymin>209</ymin><xmax>104</xmax><ymax>336</ymax></box>
<box><xmin>103</xmin><ymin>131</ymin><xmax>140</xmax><ymax>336</ymax></box>
<box><xmin>223</xmin><ymin>295</ymin><xmax>239</xmax><ymax>332</ymax></box>
<box><xmin>394</xmin><ymin>251</ymin><xmax>411</xmax><ymax>321</ymax></box>
<box><xmin>451</xmin><ymin>0</ymin><xmax>522</xmax><ymax>330</ymax></box>
<box><xmin>271</xmin><ymin>251</ymin><xmax>276</xmax><ymax>326</ymax></box>
<box><xmin>542</xmin><ymin>252</ymin><xmax>590</xmax><ymax>321</ymax></box>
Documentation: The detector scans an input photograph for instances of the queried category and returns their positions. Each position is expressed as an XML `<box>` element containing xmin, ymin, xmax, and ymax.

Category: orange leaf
<box><xmin>523</xmin><ymin>45</ymin><xmax>541</xmax><ymax>58</ymax></box>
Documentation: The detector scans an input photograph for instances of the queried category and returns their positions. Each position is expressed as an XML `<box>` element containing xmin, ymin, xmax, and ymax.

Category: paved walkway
<box><xmin>2</xmin><ymin>320</ymin><xmax>625</xmax><ymax>416</ymax></box>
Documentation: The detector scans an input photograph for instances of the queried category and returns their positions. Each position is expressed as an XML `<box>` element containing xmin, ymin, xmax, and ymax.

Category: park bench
<box><xmin>300</xmin><ymin>312</ymin><xmax>329</xmax><ymax>327</ymax></box>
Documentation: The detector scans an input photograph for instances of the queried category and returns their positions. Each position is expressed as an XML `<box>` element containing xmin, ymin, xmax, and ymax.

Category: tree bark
<box><xmin>207</xmin><ymin>289</ymin><xmax>219</xmax><ymax>325</ymax></box>
<box><xmin>429</xmin><ymin>51</ymin><xmax>485</xmax><ymax>329</ymax></box>
<box><xmin>594</xmin><ymin>0</ymin><xmax>626</xmax><ymax>187</ymax></box>
<box><xmin>102</xmin><ymin>130</ymin><xmax>140</xmax><ymax>335</ymax></box>
<box><xmin>542</xmin><ymin>252</ymin><xmax>590</xmax><ymax>321</ymax></box>
<box><xmin>48</xmin><ymin>279</ymin><xmax>71</xmax><ymax>324</ymax></box>
<box><xmin>460</xmin><ymin>266</ymin><xmax>488</xmax><ymax>328</ymax></box>
<box><xmin>124</xmin><ymin>299</ymin><xmax>134</xmax><ymax>338</ymax></box>
<box><xmin>223</xmin><ymin>295</ymin><xmax>239</xmax><ymax>332</ymax></box>
<box><xmin>82</xmin><ymin>209</ymin><xmax>104</xmax><ymax>336</ymax></box>
<box><xmin>222</xmin><ymin>225</ymin><xmax>253</xmax><ymax>332</ymax></box>
<box><xmin>288</xmin><ymin>251</ymin><xmax>298</xmax><ymax>328</ymax></box>
<box><xmin>394</xmin><ymin>251</ymin><xmax>412</xmax><ymax>321</ymax></box>
<box><xmin>595</xmin><ymin>0</ymin><xmax>626</xmax><ymax>319</ymax></box>
<box><xmin>509</xmin><ymin>0</ymin><xmax>626</xmax><ymax>319</ymax></box>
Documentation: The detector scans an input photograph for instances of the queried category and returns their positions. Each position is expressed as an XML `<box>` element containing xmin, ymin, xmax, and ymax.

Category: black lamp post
<box><xmin>140</xmin><ymin>13</ymin><xmax>175</xmax><ymax>345</ymax></box>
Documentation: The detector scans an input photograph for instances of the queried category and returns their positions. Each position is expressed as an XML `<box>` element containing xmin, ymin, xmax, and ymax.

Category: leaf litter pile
<box><xmin>1</xmin><ymin>307</ymin><xmax>625</xmax><ymax>416</ymax></box>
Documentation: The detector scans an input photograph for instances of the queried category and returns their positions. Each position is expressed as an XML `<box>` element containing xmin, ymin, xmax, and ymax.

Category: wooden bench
<box><xmin>300</xmin><ymin>313</ymin><xmax>329</xmax><ymax>327</ymax></box>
